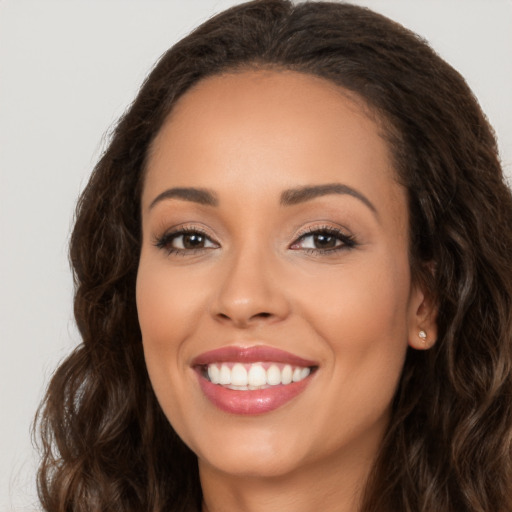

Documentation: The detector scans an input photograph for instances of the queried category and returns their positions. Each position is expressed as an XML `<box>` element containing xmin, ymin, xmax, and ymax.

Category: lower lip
<box><xmin>196</xmin><ymin>373</ymin><xmax>313</xmax><ymax>415</ymax></box>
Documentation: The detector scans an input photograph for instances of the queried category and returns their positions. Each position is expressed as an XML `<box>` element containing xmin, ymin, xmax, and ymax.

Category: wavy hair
<box><xmin>36</xmin><ymin>1</ymin><xmax>512</xmax><ymax>511</ymax></box>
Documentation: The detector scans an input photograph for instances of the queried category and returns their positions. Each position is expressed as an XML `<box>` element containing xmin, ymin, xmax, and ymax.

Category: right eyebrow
<box><xmin>148</xmin><ymin>187</ymin><xmax>219</xmax><ymax>210</ymax></box>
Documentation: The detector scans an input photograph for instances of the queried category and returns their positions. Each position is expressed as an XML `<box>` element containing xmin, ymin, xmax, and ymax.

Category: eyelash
<box><xmin>154</xmin><ymin>225</ymin><xmax>357</xmax><ymax>256</ymax></box>
<box><xmin>291</xmin><ymin>225</ymin><xmax>357</xmax><ymax>254</ymax></box>
<box><xmin>154</xmin><ymin>226</ymin><xmax>218</xmax><ymax>256</ymax></box>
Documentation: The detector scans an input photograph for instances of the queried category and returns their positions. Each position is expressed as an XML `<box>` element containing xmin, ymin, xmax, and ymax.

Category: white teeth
<box><xmin>248</xmin><ymin>364</ymin><xmax>267</xmax><ymax>387</ymax></box>
<box><xmin>208</xmin><ymin>364</ymin><xmax>220</xmax><ymax>384</ymax></box>
<box><xmin>205</xmin><ymin>362</ymin><xmax>312</xmax><ymax>388</ymax></box>
<box><xmin>231</xmin><ymin>363</ymin><xmax>248</xmax><ymax>386</ymax></box>
<box><xmin>219</xmin><ymin>365</ymin><xmax>231</xmax><ymax>385</ymax></box>
<box><xmin>266</xmin><ymin>365</ymin><xmax>281</xmax><ymax>385</ymax></box>
<box><xmin>281</xmin><ymin>364</ymin><xmax>293</xmax><ymax>385</ymax></box>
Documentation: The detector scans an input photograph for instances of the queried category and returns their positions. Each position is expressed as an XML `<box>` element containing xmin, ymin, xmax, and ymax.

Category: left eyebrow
<box><xmin>149</xmin><ymin>187</ymin><xmax>219</xmax><ymax>210</ymax></box>
<box><xmin>280</xmin><ymin>183</ymin><xmax>377</xmax><ymax>216</ymax></box>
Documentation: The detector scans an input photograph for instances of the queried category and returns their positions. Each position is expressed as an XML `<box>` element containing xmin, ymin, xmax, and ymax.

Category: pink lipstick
<box><xmin>192</xmin><ymin>346</ymin><xmax>317</xmax><ymax>415</ymax></box>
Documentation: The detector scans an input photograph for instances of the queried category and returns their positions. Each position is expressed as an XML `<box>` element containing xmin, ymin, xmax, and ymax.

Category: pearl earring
<box><xmin>418</xmin><ymin>330</ymin><xmax>427</xmax><ymax>341</ymax></box>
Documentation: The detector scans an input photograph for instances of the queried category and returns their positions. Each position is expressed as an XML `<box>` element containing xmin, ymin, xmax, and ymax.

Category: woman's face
<box><xmin>137</xmin><ymin>70</ymin><xmax>433</xmax><ymax>479</ymax></box>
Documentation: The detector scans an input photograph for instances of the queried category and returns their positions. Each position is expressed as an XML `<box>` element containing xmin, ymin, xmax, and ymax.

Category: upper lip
<box><xmin>191</xmin><ymin>345</ymin><xmax>318</xmax><ymax>367</ymax></box>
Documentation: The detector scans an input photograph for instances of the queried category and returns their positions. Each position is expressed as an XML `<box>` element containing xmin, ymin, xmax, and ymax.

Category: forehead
<box><xmin>151</xmin><ymin>69</ymin><xmax>388</xmax><ymax>164</ymax></box>
<box><xmin>143</xmin><ymin>69</ymin><xmax>405</xmax><ymax>228</ymax></box>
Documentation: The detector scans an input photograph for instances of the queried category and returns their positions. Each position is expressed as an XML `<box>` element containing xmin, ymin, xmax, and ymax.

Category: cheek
<box><xmin>302</xmin><ymin>255</ymin><xmax>410</xmax><ymax>333</ymax></box>
<box><xmin>135</xmin><ymin>255</ymin><xmax>194</xmax><ymax>391</ymax></box>
<box><xmin>136</xmin><ymin>257</ymin><xmax>208</xmax><ymax>353</ymax></box>
<box><xmin>137</xmin><ymin>267</ymin><xmax>175</xmax><ymax>366</ymax></box>
<box><xmin>298</xmin><ymin>254</ymin><xmax>411</xmax><ymax>409</ymax></box>
<box><xmin>135</xmin><ymin>258</ymin><xmax>202</xmax><ymax>441</ymax></box>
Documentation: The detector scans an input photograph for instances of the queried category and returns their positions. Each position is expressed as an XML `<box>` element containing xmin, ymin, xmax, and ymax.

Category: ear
<box><xmin>407</xmin><ymin>280</ymin><xmax>438</xmax><ymax>351</ymax></box>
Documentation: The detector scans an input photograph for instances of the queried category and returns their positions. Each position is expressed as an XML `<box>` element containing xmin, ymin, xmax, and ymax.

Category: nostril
<box><xmin>216</xmin><ymin>311</ymin><xmax>272</xmax><ymax>323</ymax></box>
<box><xmin>255</xmin><ymin>312</ymin><xmax>272</xmax><ymax>319</ymax></box>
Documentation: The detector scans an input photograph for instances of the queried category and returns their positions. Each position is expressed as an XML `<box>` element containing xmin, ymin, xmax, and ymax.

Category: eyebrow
<box><xmin>280</xmin><ymin>183</ymin><xmax>377</xmax><ymax>215</ymax></box>
<box><xmin>148</xmin><ymin>183</ymin><xmax>377</xmax><ymax>215</ymax></box>
<box><xmin>149</xmin><ymin>187</ymin><xmax>218</xmax><ymax>209</ymax></box>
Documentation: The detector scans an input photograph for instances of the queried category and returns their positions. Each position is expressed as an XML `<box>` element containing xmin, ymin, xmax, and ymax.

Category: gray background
<box><xmin>1</xmin><ymin>1</ymin><xmax>511</xmax><ymax>509</ymax></box>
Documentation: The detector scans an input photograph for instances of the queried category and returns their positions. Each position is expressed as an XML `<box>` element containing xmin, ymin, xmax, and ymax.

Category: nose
<box><xmin>210</xmin><ymin>246</ymin><xmax>291</xmax><ymax>328</ymax></box>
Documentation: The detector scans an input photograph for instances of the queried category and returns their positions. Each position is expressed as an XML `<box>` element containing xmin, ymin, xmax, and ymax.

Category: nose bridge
<box><xmin>212</xmin><ymin>238</ymin><xmax>289</xmax><ymax>326</ymax></box>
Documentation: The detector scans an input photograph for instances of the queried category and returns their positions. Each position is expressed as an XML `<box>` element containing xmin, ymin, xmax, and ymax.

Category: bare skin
<box><xmin>136</xmin><ymin>70</ymin><xmax>437</xmax><ymax>512</ymax></box>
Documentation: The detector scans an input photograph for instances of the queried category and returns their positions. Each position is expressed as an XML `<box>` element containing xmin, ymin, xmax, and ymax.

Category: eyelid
<box><xmin>292</xmin><ymin>223</ymin><xmax>352</xmax><ymax>240</ymax></box>
<box><xmin>152</xmin><ymin>222</ymin><xmax>356</xmax><ymax>256</ymax></box>
<box><xmin>290</xmin><ymin>224</ymin><xmax>357</xmax><ymax>252</ymax></box>
<box><xmin>153</xmin><ymin>224</ymin><xmax>220</xmax><ymax>254</ymax></box>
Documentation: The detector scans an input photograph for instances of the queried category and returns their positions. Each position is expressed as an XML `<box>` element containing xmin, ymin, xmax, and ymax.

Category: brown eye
<box><xmin>311</xmin><ymin>233</ymin><xmax>338</xmax><ymax>249</ymax></box>
<box><xmin>156</xmin><ymin>229</ymin><xmax>218</xmax><ymax>254</ymax></box>
<box><xmin>181</xmin><ymin>233</ymin><xmax>207</xmax><ymax>249</ymax></box>
<box><xmin>171</xmin><ymin>231</ymin><xmax>217</xmax><ymax>250</ymax></box>
<box><xmin>291</xmin><ymin>228</ymin><xmax>356</xmax><ymax>252</ymax></box>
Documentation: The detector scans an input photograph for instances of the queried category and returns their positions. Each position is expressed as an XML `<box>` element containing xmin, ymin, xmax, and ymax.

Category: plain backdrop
<box><xmin>1</xmin><ymin>1</ymin><xmax>511</xmax><ymax>510</ymax></box>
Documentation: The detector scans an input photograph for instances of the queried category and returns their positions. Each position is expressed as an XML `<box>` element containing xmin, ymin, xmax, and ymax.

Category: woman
<box><xmin>36</xmin><ymin>1</ymin><xmax>512</xmax><ymax>511</ymax></box>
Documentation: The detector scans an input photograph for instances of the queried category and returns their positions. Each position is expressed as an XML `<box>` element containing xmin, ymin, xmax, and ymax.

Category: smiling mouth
<box><xmin>199</xmin><ymin>362</ymin><xmax>314</xmax><ymax>390</ymax></box>
<box><xmin>192</xmin><ymin>346</ymin><xmax>318</xmax><ymax>414</ymax></box>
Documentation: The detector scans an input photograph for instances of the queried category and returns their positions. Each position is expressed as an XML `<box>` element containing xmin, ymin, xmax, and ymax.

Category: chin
<box><xmin>188</xmin><ymin>426</ymin><xmax>310</xmax><ymax>479</ymax></box>
<box><xmin>199</xmin><ymin>448</ymin><xmax>305</xmax><ymax>479</ymax></box>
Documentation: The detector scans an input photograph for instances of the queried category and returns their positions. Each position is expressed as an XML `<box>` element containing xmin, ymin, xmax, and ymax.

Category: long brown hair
<box><xmin>36</xmin><ymin>1</ymin><xmax>512</xmax><ymax>511</ymax></box>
